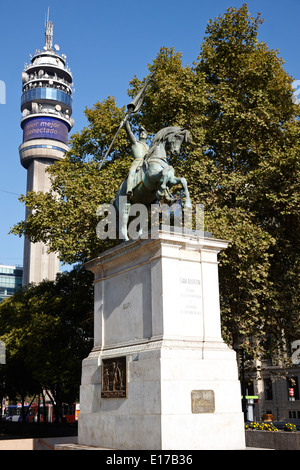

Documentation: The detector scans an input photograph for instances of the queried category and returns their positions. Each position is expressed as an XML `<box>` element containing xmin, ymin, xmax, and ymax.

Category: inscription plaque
<box><xmin>101</xmin><ymin>356</ymin><xmax>127</xmax><ymax>398</ymax></box>
<box><xmin>179</xmin><ymin>277</ymin><xmax>202</xmax><ymax>316</ymax></box>
<box><xmin>191</xmin><ymin>390</ymin><xmax>215</xmax><ymax>413</ymax></box>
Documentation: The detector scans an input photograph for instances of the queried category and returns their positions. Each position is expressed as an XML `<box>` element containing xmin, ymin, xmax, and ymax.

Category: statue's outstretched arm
<box><xmin>124</xmin><ymin>120</ymin><xmax>137</xmax><ymax>145</ymax></box>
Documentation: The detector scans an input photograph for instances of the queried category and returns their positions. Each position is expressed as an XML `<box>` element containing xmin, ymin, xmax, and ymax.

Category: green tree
<box><xmin>10</xmin><ymin>4</ymin><xmax>300</xmax><ymax>360</ymax></box>
<box><xmin>195</xmin><ymin>4</ymin><xmax>300</xmax><ymax>355</ymax></box>
<box><xmin>0</xmin><ymin>266</ymin><xmax>94</xmax><ymax>420</ymax></box>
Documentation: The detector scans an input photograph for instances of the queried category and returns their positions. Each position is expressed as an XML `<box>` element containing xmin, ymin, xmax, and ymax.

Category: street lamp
<box><xmin>240</xmin><ymin>348</ymin><xmax>248</xmax><ymax>422</ymax></box>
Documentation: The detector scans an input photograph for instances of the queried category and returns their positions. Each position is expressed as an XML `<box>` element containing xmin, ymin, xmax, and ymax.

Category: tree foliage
<box><xmin>0</xmin><ymin>266</ymin><xmax>94</xmax><ymax>418</ymax></box>
<box><xmin>10</xmin><ymin>4</ymin><xmax>299</xmax><ymax>359</ymax></box>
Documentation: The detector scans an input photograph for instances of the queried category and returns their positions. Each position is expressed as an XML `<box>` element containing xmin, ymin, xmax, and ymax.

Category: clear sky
<box><xmin>1</xmin><ymin>0</ymin><xmax>300</xmax><ymax>268</ymax></box>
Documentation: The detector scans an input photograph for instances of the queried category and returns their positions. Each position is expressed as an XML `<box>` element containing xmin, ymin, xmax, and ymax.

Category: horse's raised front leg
<box><xmin>168</xmin><ymin>175</ymin><xmax>192</xmax><ymax>208</ymax></box>
<box><xmin>156</xmin><ymin>168</ymin><xmax>169</xmax><ymax>200</ymax></box>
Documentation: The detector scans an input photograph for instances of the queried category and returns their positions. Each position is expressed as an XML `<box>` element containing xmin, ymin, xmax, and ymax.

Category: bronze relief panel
<box><xmin>101</xmin><ymin>356</ymin><xmax>127</xmax><ymax>398</ymax></box>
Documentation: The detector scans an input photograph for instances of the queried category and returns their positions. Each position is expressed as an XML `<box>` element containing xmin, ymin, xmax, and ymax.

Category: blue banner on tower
<box><xmin>23</xmin><ymin>117</ymin><xmax>68</xmax><ymax>144</ymax></box>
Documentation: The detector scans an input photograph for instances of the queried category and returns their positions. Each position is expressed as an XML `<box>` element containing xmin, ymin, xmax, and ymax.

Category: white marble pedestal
<box><xmin>78</xmin><ymin>230</ymin><xmax>245</xmax><ymax>450</ymax></box>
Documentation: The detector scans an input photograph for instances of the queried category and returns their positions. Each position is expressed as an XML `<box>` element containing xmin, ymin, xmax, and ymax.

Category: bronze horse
<box><xmin>113</xmin><ymin>126</ymin><xmax>191</xmax><ymax>240</ymax></box>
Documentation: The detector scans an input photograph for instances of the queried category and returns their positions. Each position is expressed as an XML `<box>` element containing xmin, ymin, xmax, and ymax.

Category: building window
<box><xmin>0</xmin><ymin>265</ymin><xmax>23</xmax><ymax>303</ymax></box>
<box><xmin>21</xmin><ymin>87</ymin><xmax>72</xmax><ymax>108</ymax></box>
<box><xmin>264</xmin><ymin>378</ymin><xmax>273</xmax><ymax>401</ymax></box>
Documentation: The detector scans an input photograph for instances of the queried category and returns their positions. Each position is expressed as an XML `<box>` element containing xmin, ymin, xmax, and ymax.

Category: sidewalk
<box><xmin>0</xmin><ymin>435</ymin><xmax>77</xmax><ymax>450</ymax></box>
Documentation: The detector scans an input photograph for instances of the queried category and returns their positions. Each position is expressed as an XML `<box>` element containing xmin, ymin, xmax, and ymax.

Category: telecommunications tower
<box><xmin>19</xmin><ymin>14</ymin><xmax>74</xmax><ymax>285</ymax></box>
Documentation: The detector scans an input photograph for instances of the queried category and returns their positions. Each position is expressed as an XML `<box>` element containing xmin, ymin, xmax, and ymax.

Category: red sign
<box><xmin>289</xmin><ymin>388</ymin><xmax>294</xmax><ymax>397</ymax></box>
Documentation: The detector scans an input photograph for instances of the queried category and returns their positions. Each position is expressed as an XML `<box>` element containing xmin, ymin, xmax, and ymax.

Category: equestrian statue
<box><xmin>100</xmin><ymin>72</ymin><xmax>192</xmax><ymax>240</ymax></box>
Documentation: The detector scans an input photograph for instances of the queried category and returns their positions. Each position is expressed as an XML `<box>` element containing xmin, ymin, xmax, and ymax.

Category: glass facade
<box><xmin>0</xmin><ymin>265</ymin><xmax>23</xmax><ymax>303</ymax></box>
<box><xmin>21</xmin><ymin>87</ymin><xmax>72</xmax><ymax>108</ymax></box>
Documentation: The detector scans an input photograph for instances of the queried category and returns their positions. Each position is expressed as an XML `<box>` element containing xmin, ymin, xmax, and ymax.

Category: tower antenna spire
<box><xmin>45</xmin><ymin>7</ymin><xmax>53</xmax><ymax>50</ymax></box>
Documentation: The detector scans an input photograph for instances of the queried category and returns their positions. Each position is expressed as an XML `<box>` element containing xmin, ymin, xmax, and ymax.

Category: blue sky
<box><xmin>1</xmin><ymin>0</ymin><xmax>300</xmax><ymax>268</ymax></box>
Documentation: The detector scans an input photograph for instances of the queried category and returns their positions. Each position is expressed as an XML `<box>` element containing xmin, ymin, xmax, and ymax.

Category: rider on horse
<box><xmin>124</xmin><ymin>120</ymin><xmax>149</xmax><ymax>198</ymax></box>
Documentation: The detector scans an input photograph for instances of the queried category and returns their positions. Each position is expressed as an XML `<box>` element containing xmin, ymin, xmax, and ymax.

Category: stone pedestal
<box><xmin>78</xmin><ymin>230</ymin><xmax>246</xmax><ymax>450</ymax></box>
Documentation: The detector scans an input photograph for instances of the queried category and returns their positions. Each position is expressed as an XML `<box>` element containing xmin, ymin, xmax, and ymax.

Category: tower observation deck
<box><xmin>19</xmin><ymin>17</ymin><xmax>74</xmax><ymax>285</ymax></box>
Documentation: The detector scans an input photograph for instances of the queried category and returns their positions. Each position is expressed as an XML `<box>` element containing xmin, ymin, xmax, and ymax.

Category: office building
<box><xmin>0</xmin><ymin>265</ymin><xmax>23</xmax><ymax>303</ymax></box>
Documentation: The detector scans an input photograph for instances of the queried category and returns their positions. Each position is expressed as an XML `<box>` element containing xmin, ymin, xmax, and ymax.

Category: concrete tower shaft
<box><xmin>19</xmin><ymin>18</ymin><xmax>74</xmax><ymax>286</ymax></box>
